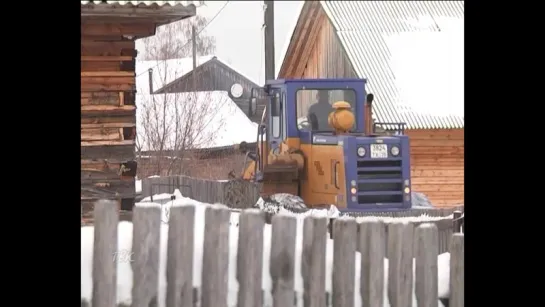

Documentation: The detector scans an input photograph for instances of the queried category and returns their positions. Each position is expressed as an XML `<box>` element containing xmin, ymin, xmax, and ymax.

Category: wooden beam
<box><xmin>81</xmin><ymin>23</ymin><xmax>156</xmax><ymax>37</ymax></box>
<box><xmin>81</xmin><ymin>72</ymin><xmax>134</xmax><ymax>77</ymax></box>
<box><xmin>81</xmin><ymin>127</ymin><xmax>123</xmax><ymax>142</ymax></box>
<box><xmin>81</xmin><ymin>40</ymin><xmax>135</xmax><ymax>57</ymax></box>
<box><xmin>81</xmin><ymin>76</ymin><xmax>135</xmax><ymax>92</ymax></box>
<box><xmin>82</xmin><ymin>123</ymin><xmax>136</xmax><ymax>129</ymax></box>
<box><xmin>81</xmin><ymin>92</ymin><xmax>120</xmax><ymax>106</ymax></box>
<box><xmin>81</xmin><ymin>56</ymin><xmax>133</xmax><ymax>62</ymax></box>
<box><xmin>81</xmin><ymin>115</ymin><xmax>135</xmax><ymax>125</ymax></box>
<box><xmin>81</xmin><ymin>105</ymin><xmax>135</xmax><ymax>116</ymax></box>
<box><xmin>81</xmin><ymin>140</ymin><xmax>135</xmax><ymax>147</ymax></box>
<box><xmin>81</xmin><ymin>105</ymin><xmax>135</xmax><ymax>112</ymax></box>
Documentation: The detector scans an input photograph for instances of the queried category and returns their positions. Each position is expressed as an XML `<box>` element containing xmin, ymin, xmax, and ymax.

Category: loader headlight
<box><xmin>357</xmin><ymin>147</ymin><xmax>366</xmax><ymax>157</ymax></box>
<box><xmin>391</xmin><ymin>146</ymin><xmax>400</xmax><ymax>156</ymax></box>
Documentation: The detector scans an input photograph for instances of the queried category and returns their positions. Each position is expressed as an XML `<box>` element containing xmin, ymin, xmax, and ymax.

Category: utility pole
<box><xmin>264</xmin><ymin>1</ymin><xmax>275</xmax><ymax>83</ymax></box>
<box><xmin>192</xmin><ymin>25</ymin><xmax>197</xmax><ymax>90</ymax></box>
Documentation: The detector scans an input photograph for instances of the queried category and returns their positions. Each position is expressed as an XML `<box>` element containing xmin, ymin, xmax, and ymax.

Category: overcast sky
<box><xmin>136</xmin><ymin>1</ymin><xmax>303</xmax><ymax>85</ymax></box>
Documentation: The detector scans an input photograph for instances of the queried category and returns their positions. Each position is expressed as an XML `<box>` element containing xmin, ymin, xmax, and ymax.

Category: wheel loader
<box><xmin>232</xmin><ymin>78</ymin><xmax>411</xmax><ymax>212</ymax></box>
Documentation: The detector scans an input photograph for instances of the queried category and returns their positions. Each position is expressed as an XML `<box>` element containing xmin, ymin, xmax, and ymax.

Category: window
<box><xmin>296</xmin><ymin>89</ymin><xmax>356</xmax><ymax>131</ymax></box>
<box><xmin>271</xmin><ymin>92</ymin><xmax>282</xmax><ymax>138</ymax></box>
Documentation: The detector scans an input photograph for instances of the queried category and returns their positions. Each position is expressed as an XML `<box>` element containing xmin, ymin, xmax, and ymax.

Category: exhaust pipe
<box><xmin>365</xmin><ymin>93</ymin><xmax>374</xmax><ymax>134</ymax></box>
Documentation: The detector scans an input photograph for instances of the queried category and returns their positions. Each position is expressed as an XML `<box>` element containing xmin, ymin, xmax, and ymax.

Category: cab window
<box><xmin>296</xmin><ymin>89</ymin><xmax>356</xmax><ymax>131</ymax></box>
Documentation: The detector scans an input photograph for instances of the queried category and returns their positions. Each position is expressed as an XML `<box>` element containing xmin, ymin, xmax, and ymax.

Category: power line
<box><xmin>136</xmin><ymin>1</ymin><xmax>230</xmax><ymax>78</ymax></box>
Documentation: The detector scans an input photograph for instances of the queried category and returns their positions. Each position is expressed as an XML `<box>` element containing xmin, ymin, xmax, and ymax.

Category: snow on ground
<box><xmin>82</xmin><ymin>190</ymin><xmax>452</xmax><ymax>307</ymax></box>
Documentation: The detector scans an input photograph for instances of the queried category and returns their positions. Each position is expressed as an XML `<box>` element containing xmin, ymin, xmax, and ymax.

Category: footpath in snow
<box><xmin>81</xmin><ymin>190</ymin><xmax>453</xmax><ymax>307</ymax></box>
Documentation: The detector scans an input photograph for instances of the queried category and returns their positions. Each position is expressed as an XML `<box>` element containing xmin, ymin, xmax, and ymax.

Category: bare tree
<box><xmin>136</xmin><ymin>89</ymin><xmax>232</xmax><ymax>177</ymax></box>
<box><xmin>140</xmin><ymin>15</ymin><xmax>216</xmax><ymax>60</ymax></box>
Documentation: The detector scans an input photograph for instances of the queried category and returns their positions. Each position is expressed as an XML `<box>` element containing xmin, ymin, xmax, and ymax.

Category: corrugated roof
<box><xmin>81</xmin><ymin>1</ymin><xmax>203</xmax><ymax>6</ymax></box>
<box><xmin>136</xmin><ymin>55</ymin><xmax>259</xmax><ymax>94</ymax></box>
<box><xmin>320</xmin><ymin>1</ymin><xmax>464</xmax><ymax>129</ymax></box>
<box><xmin>135</xmin><ymin>55</ymin><xmax>215</xmax><ymax>94</ymax></box>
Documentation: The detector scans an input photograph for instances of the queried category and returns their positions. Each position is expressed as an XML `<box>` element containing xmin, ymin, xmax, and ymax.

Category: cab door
<box><xmin>267</xmin><ymin>89</ymin><xmax>285</xmax><ymax>153</ymax></box>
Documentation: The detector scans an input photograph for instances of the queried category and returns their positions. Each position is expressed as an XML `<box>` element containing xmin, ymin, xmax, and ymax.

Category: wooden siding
<box><xmin>407</xmin><ymin>129</ymin><xmax>464</xmax><ymax>207</ymax></box>
<box><xmin>81</xmin><ymin>22</ymin><xmax>153</xmax><ymax>203</ymax></box>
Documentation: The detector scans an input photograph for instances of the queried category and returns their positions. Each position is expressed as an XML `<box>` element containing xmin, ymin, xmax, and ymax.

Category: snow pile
<box><xmin>81</xmin><ymin>190</ymin><xmax>453</xmax><ymax>307</ymax></box>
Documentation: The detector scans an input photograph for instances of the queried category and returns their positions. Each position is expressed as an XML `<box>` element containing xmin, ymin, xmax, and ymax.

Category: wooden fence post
<box><xmin>166</xmin><ymin>205</ymin><xmax>196</xmax><ymax>307</ymax></box>
<box><xmin>201</xmin><ymin>205</ymin><xmax>231</xmax><ymax>307</ymax></box>
<box><xmin>359</xmin><ymin>220</ymin><xmax>385</xmax><ymax>307</ymax></box>
<box><xmin>453</xmin><ymin>211</ymin><xmax>462</xmax><ymax>233</ymax></box>
<box><xmin>415</xmin><ymin>223</ymin><xmax>439</xmax><ymax>307</ymax></box>
<box><xmin>332</xmin><ymin>218</ymin><xmax>357</xmax><ymax>307</ymax></box>
<box><xmin>237</xmin><ymin>209</ymin><xmax>266</xmax><ymax>307</ymax></box>
<box><xmin>270</xmin><ymin>214</ymin><xmax>297</xmax><ymax>307</ymax></box>
<box><xmin>387</xmin><ymin>221</ymin><xmax>414</xmax><ymax>307</ymax></box>
<box><xmin>450</xmin><ymin>234</ymin><xmax>464</xmax><ymax>307</ymax></box>
<box><xmin>92</xmin><ymin>200</ymin><xmax>119</xmax><ymax>307</ymax></box>
<box><xmin>131</xmin><ymin>205</ymin><xmax>162</xmax><ymax>307</ymax></box>
<box><xmin>302</xmin><ymin>216</ymin><xmax>328</xmax><ymax>307</ymax></box>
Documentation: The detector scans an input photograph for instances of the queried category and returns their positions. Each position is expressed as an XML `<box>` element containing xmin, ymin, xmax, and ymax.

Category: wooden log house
<box><xmin>81</xmin><ymin>1</ymin><xmax>197</xmax><ymax>209</ymax></box>
<box><xmin>277</xmin><ymin>1</ymin><xmax>464</xmax><ymax>207</ymax></box>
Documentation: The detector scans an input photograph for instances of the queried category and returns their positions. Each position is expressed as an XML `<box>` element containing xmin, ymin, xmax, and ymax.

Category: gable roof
<box><xmin>281</xmin><ymin>1</ymin><xmax>464</xmax><ymax>129</ymax></box>
<box><xmin>135</xmin><ymin>90</ymin><xmax>258</xmax><ymax>151</ymax></box>
<box><xmin>135</xmin><ymin>55</ymin><xmax>259</xmax><ymax>95</ymax></box>
<box><xmin>135</xmin><ymin>55</ymin><xmax>215</xmax><ymax>94</ymax></box>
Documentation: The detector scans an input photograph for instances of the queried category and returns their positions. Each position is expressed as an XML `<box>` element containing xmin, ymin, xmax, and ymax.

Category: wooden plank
<box><xmin>119</xmin><ymin>92</ymin><xmax>125</xmax><ymax>106</ymax></box>
<box><xmin>237</xmin><ymin>209</ymin><xmax>265</xmax><ymax>307</ymax></box>
<box><xmin>81</xmin><ymin>105</ymin><xmax>135</xmax><ymax>116</ymax></box>
<box><xmin>81</xmin><ymin>140</ymin><xmax>135</xmax><ymax>147</ymax></box>
<box><xmin>131</xmin><ymin>205</ymin><xmax>161</xmax><ymax>307</ymax></box>
<box><xmin>166</xmin><ymin>205</ymin><xmax>195</xmax><ymax>307</ymax></box>
<box><xmin>82</xmin><ymin>61</ymin><xmax>123</xmax><ymax>72</ymax></box>
<box><xmin>81</xmin><ymin>92</ymin><xmax>120</xmax><ymax>106</ymax></box>
<box><xmin>81</xmin><ymin>71</ymin><xmax>134</xmax><ymax>77</ymax></box>
<box><xmin>81</xmin><ymin>144</ymin><xmax>135</xmax><ymax>160</ymax></box>
<box><xmin>201</xmin><ymin>206</ymin><xmax>230</xmax><ymax>307</ymax></box>
<box><xmin>81</xmin><ymin>56</ymin><xmax>134</xmax><ymax>61</ymax></box>
<box><xmin>359</xmin><ymin>220</ymin><xmax>385</xmax><ymax>307</ymax></box>
<box><xmin>81</xmin><ymin>23</ymin><xmax>156</xmax><ymax>37</ymax></box>
<box><xmin>411</xmin><ymin>146</ymin><xmax>464</xmax><ymax>155</ymax></box>
<box><xmin>81</xmin><ymin>123</ymin><xmax>136</xmax><ymax>129</ymax></box>
<box><xmin>410</xmin><ymin>139</ymin><xmax>465</xmax><ymax>147</ymax></box>
<box><xmin>81</xmin><ymin>40</ymin><xmax>135</xmax><ymax>57</ymax></box>
<box><xmin>81</xmin><ymin>115</ymin><xmax>135</xmax><ymax>125</ymax></box>
<box><xmin>411</xmin><ymin>178</ymin><xmax>464</xmax><ymax>185</ymax></box>
<box><xmin>387</xmin><ymin>222</ymin><xmax>414</xmax><ymax>307</ymax></box>
<box><xmin>332</xmin><ymin>218</ymin><xmax>357</xmax><ymax>307</ymax></box>
<box><xmin>92</xmin><ymin>200</ymin><xmax>118</xmax><ymax>307</ymax></box>
<box><xmin>81</xmin><ymin>127</ymin><xmax>122</xmax><ymax>141</ymax></box>
<box><xmin>450</xmin><ymin>234</ymin><xmax>464</xmax><ymax>307</ymax></box>
<box><xmin>411</xmin><ymin>169</ymin><xmax>464</xmax><ymax>177</ymax></box>
<box><xmin>414</xmin><ymin>185</ymin><xmax>464</xmax><ymax>193</ymax></box>
<box><xmin>270</xmin><ymin>214</ymin><xmax>297</xmax><ymax>307</ymax></box>
<box><xmin>302</xmin><ymin>216</ymin><xmax>327</xmax><ymax>307</ymax></box>
<box><xmin>82</xmin><ymin>76</ymin><xmax>134</xmax><ymax>85</ymax></box>
<box><xmin>415</xmin><ymin>224</ymin><xmax>439</xmax><ymax>307</ymax></box>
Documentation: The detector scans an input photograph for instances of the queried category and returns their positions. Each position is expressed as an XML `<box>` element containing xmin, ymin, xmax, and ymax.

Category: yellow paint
<box><xmin>328</xmin><ymin>101</ymin><xmax>355</xmax><ymax>133</ymax></box>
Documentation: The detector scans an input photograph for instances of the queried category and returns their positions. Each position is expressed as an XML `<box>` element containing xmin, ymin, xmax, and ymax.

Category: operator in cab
<box><xmin>307</xmin><ymin>91</ymin><xmax>332</xmax><ymax>131</ymax></box>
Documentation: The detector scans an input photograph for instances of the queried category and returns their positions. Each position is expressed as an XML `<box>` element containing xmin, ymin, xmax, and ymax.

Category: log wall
<box><xmin>81</xmin><ymin>22</ymin><xmax>155</xmax><ymax>204</ymax></box>
<box><xmin>407</xmin><ymin>129</ymin><xmax>464</xmax><ymax>207</ymax></box>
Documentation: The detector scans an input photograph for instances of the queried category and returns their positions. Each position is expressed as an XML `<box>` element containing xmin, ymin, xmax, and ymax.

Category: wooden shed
<box><xmin>278</xmin><ymin>1</ymin><xmax>464</xmax><ymax>207</ymax></box>
<box><xmin>81</xmin><ymin>1</ymin><xmax>197</xmax><ymax>209</ymax></box>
